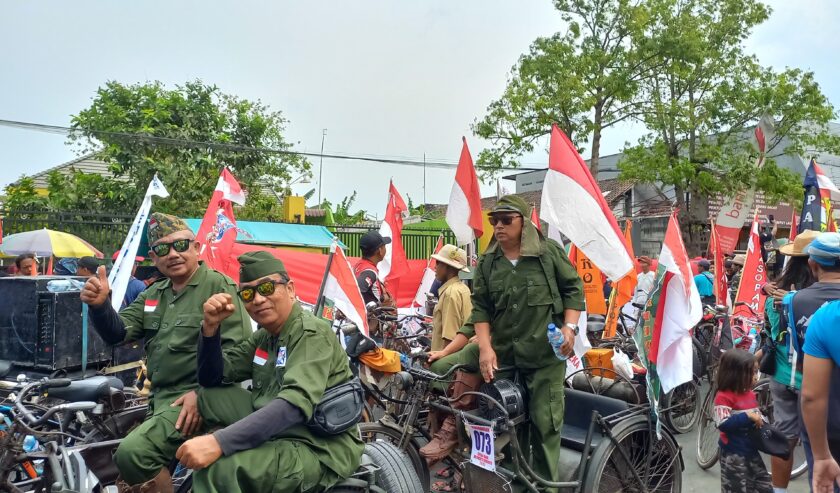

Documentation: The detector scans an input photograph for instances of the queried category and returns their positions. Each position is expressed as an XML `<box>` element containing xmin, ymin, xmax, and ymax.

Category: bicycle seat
<box><xmin>48</xmin><ymin>376</ymin><xmax>124</xmax><ymax>403</ymax></box>
<box><xmin>560</xmin><ymin>388</ymin><xmax>628</xmax><ymax>452</ymax></box>
<box><xmin>0</xmin><ymin>360</ymin><xmax>12</xmax><ymax>379</ymax></box>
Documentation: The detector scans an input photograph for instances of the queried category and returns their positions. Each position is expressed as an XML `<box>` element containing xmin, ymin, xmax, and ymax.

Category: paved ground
<box><xmin>675</xmin><ymin>409</ymin><xmax>810</xmax><ymax>493</ymax></box>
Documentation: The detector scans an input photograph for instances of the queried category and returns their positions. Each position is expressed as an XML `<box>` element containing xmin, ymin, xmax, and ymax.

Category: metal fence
<box><xmin>1</xmin><ymin>209</ymin><xmax>135</xmax><ymax>258</ymax></box>
<box><xmin>0</xmin><ymin>209</ymin><xmax>456</xmax><ymax>261</ymax></box>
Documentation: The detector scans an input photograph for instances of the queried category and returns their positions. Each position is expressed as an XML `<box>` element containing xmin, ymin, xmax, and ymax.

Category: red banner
<box><xmin>710</xmin><ymin>221</ymin><xmax>728</xmax><ymax>306</ymax></box>
<box><xmin>733</xmin><ymin>212</ymin><xmax>767</xmax><ymax>319</ymax></box>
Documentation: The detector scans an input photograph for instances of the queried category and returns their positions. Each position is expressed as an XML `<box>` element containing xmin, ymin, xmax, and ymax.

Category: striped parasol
<box><xmin>0</xmin><ymin>228</ymin><xmax>103</xmax><ymax>258</ymax></box>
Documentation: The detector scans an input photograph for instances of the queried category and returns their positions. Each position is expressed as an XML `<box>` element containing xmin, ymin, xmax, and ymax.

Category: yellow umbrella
<box><xmin>0</xmin><ymin>228</ymin><xmax>103</xmax><ymax>258</ymax></box>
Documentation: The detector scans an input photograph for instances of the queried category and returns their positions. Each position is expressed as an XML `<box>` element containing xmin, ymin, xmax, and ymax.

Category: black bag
<box><xmin>749</xmin><ymin>423</ymin><xmax>791</xmax><ymax>459</ymax></box>
<box><xmin>308</xmin><ymin>378</ymin><xmax>365</xmax><ymax>436</ymax></box>
<box><xmin>759</xmin><ymin>337</ymin><xmax>777</xmax><ymax>375</ymax></box>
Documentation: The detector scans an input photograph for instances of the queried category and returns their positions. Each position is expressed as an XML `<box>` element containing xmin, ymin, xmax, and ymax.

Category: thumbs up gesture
<box><xmin>81</xmin><ymin>266</ymin><xmax>111</xmax><ymax>307</ymax></box>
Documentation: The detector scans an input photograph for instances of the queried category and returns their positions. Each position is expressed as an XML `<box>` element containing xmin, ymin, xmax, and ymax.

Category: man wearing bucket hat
<box><xmin>789</xmin><ymin>232</ymin><xmax>840</xmax><ymax>493</ymax></box>
<box><xmin>759</xmin><ymin>229</ymin><xmax>819</xmax><ymax>493</ymax></box>
<box><xmin>424</xmin><ymin>195</ymin><xmax>584</xmax><ymax>490</ymax></box>
<box><xmin>174</xmin><ymin>251</ymin><xmax>363</xmax><ymax>492</ymax></box>
<box><xmin>81</xmin><ymin>212</ymin><xmax>251</xmax><ymax>492</ymax></box>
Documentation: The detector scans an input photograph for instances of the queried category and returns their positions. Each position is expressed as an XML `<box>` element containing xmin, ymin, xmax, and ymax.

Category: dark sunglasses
<box><xmin>238</xmin><ymin>279</ymin><xmax>287</xmax><ymax>303</ymax></box>
<box><xmin>489</xmin><ymin>214</ymin><xmax>522</xmax><ymax>226</ymax></box>
<box><xmin>151</xmin><ymin>239</ymin><xmax>193</xmax><ymax>257</ymax></box>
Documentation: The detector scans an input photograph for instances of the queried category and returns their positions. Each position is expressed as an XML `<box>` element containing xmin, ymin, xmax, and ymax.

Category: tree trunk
<box><xmin>590</xmin><ymin>101</ymin><xmax>603</xmax><ymax>178</ymax></box>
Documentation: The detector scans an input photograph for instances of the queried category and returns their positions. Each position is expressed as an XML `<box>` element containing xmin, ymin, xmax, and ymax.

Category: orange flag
<box><xmin>603</xmin><ymin>220</ymin><xmax>638</xmax><ymax>337</ymax></box>
<box><xmin>570</xmin><ymin>245</ymin><xmax>607</xmax><ymax>315</ymax></box>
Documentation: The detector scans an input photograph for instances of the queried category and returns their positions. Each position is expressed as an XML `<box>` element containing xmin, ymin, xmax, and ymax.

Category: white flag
<box><xmin>109</xmin><ymin>175</ymin><xmax>169</xmax><ymax>310</ymax></box>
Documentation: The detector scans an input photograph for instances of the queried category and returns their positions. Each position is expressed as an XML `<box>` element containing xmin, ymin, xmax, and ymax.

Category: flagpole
<box><xmin>314</xmin><ymin>241</ymin><xmax>337</xmax><ymax>318</ymax></box>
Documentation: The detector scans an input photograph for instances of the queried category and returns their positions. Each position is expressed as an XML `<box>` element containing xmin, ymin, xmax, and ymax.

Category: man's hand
<box><xmin>175</xmin><ymin>434</ymin><xmax>222</xmax><ymax>470</ymax></box>
<box><xmin>427</xmin><ymin>350</ymin><xmax>446</xmax><ymax>363</ymax></box>
<box><xmin>560</xmin><ymin>326</ymin><xmax>575</xmax><ymax>357</ymax></box>
<box><xmin>812</xmin><ymin>458</ymin><xmax>840</xmax><ymax>493</ymax></box>
<box><xmin>80</xmin><ymin>266</ymin><xmax>110</xmax><ymax>307</ymax></box>
<box><xmin>171</xmin><ymin>390</ymin><xmax>203</xmax><ymax>437</ymax></box>
<box><xmin>203</xmin><ymin>293</ymin><xmax>236</xmax><ymax>336</ymax></box>
<box><xmin>479</xmin><ymin>345</ymin><xmax>498</xmax><ymax>383</ymax></box>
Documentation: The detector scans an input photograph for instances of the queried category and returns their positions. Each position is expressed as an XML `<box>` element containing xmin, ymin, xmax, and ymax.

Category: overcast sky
<box><xmin>1</xmin><ymin>0</ymin><xmax>838</xmax><ymax>216</ymax></box>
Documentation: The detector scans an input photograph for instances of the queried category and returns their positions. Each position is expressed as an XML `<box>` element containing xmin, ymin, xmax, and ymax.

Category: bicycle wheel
<box><xmin>695</xmin><ymin>387</ymin><xmax>720</xmax><ymax>469</ymax></box>
<box><xmin>662</xmin><ymin>380</ymin><xmax>701</xmax><ymax>434</ymax></box>
<box><xmin>584</xmin><ymin>415</ymin><xmax>682</xmax><ymax>492</ymax></box>
<box><xmin>357</xmin><ymin>422</ymin><xmax>430</xmax><ymax>493</ymax></box>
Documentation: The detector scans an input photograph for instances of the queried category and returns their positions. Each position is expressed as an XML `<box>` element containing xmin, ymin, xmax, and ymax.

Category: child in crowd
<box><xmin>714</xmin><ymin>348</ymin><xmax>772</xmax><ymax>493</ymax></box>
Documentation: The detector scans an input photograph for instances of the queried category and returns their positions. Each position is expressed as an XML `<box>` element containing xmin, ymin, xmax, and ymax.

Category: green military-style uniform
<box><xmin>110</xmin><ymin>262</ymin><xmax>252</xmax><ymax>484</ymax></box>
<box><xmin>195</xmin><ymin>302</ymin><xmax>364</xmax><ymax>493</ymax></box>
<box><xmin>431</xmin><ymin>195</ymin><xmax>584</xmax><ymax>492</ymax></box>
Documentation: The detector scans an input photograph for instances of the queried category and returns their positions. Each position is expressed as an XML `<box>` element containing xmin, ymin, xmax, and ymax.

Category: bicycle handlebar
<box><xmin>408</xmin><ymin>363</ymin><xmax>469</xmax><ymax>382</ymax></box>
<box><xmin>14</xmin><ymin>378</ymin><xmax>95</xmax><ymax>427</ymax></box>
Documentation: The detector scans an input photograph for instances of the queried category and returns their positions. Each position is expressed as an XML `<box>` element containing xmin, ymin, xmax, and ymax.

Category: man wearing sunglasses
<box><xmin>81</xmin><ymin>212</ymin><xmax>251</xmax><ymax>493</ymax></box>
<box><xmin>464</xmin><ymin>195</ymin><xmax>584</xmax><ymax>492</ymax></box>
<box><xmin>174</xmin><ymin>251</ymin><xmax>363</xmax><ymax>492</ymax></box>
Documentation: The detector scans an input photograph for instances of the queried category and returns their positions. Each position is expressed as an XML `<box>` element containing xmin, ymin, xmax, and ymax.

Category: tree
<box><xmin>618</xmin><ymin>0</ymin><xmax>840</xmax><ymax>252</ymax></box>
<box><xmin>320</xmin><ymin>193</ymin><xmax>368</xmax><ymax>225</ymax></box>
<box><xmin>473</xmin><ymin>0</ymin><xmax>653</xmax><ymax>176</ymax></box>
<box><xmin>3</xmin><ymin>177</ymin><xmax>46</xmax><ymax>211</ymax></box>
<box><xmin>67</xmin><ymin>80</ymin><xmax>310</xmax><ymax>216</ymax></box>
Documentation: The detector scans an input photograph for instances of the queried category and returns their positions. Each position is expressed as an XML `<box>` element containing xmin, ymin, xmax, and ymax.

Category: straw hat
<box><xmin>778</xmin><ymin>230</ymin><xmax>820</xmax><ymax>257</ymax></box>
<box><xmin>432</xmin><ymin>244</ymin><xmax>470</xmax><ymax>272</ymax></box>
<box><xmin>732</xmin><ymin>254</ymin><xmax>746</xmax><ymax>266</ymax></box>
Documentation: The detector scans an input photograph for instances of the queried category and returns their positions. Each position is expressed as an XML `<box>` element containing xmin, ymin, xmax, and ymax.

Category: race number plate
<box><xmin>467</xmin><ymin>423</ymin><xmax>495</xmax><ymax>472</ymax></box>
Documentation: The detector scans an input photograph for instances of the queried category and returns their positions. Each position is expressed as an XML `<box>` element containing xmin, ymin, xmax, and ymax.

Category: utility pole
<box><xmin>317</xmin><ymin>128</ymin><xmax>327</xmax><ymax>206</ymax></box>
<box><xmin>423</xmin><ymin>152</ymin><xmax>426</xmax><ymax>205</ymax></box>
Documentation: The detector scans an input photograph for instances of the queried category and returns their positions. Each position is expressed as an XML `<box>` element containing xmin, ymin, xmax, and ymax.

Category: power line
<box><xmin>0</xmin><ymin>118</ymin><xmax>551</xmax><ymax>173</ymax></box>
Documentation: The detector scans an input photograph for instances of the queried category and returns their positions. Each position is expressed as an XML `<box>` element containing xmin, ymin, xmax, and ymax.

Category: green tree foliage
<box><xmin>3</xmin><ymin>177</ymin><xmax>46</xmax><ymax>211</ymax></box>
<box><xmin>66</xmin><ymin>80</ymin><xmax>310</xmax><ymax>216</ymax></box>
<box><xmin>320</xmin><ymin>193</ymin><xmax>368</xmax><ymax>225</ymax></box>
<box><xmin>618</xmin><ymin>0</ymin><xmax>839</xmax><ymax>249</ymax></box>
<box><xmin>474</xmin><ymin>0</ymin><xmax>652</xmax><ymax>176</ymax></box>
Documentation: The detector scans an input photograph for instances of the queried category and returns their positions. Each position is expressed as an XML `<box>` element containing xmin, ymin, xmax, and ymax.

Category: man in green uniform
<box><xmin>175</xmin><ymin>251</ymin><xmax>364</xmax><ymax>492</ymax></box>
<box><xmin>81</xmin><ymin>212</ymin><xmax>251</xmax><ymax>492</ymax></box>
<box><xmin>428</xmin><ymin>195</ymin><xmax>584</xmax><ymax>492</ymax></box>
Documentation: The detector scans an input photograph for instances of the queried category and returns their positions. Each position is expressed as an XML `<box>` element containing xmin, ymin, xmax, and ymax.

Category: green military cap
<box><xmin>238</xmin><ymin>251</ymin><xmax>288</xmax><ymax>283</ymax></box>
<box><xmin>490</xmin><ymin>195</ymin><xmax>530</xmax><ymax>217</ymax></box>
<box><xmin>148</xmin><ymin>212</ymin><xmax>191</xmax><ymax>245</ymax></box>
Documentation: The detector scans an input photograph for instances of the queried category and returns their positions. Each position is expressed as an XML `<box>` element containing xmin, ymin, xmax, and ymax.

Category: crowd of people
<box><xmin>2</xmin><ymin>199</ymin><xmax>840</xmax><ymax>493</ymax></box>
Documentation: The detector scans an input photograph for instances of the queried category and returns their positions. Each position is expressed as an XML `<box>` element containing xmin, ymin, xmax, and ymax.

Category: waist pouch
<box><xmin>308</xmin><ymin>377</ymin><xmax>365</xmax><ymax>436</ymax></box>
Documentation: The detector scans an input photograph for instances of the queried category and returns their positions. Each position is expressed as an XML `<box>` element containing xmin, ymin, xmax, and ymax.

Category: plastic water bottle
<box><xmin>547</xmin><ymin>323</ymin><xmax>568</xmax><ymax>361</ymax></box>
<box><xmin>747</xmin><ymin>328</ymin><xmax>759</xmax><ymax>354</ymax></box>
<box><xmin>46</xmin><ymin>279</ymin><xmax>85</xmax><ymax>293</ymax></box>
<box><xmin>23</xmin><ymin>435</ymin><xmax>38</xmax><ymax>452</ymax></box>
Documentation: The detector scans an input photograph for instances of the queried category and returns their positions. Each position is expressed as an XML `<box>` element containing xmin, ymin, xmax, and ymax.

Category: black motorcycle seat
<box><xmin>48</xmin><ymin>375</ymin><xmax>124</xmax><ymax>403</ymax></box>
<box><xmin>560</xmin><ymin>388</ymin><xmax>628</xmax><ymax>452</ymax></box>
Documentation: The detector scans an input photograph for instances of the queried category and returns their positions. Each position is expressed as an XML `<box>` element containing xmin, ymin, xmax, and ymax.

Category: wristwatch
<box><xmin>564</xmin><ymin>322</ymin><xmax>580</xmax><ymax>336</ymax></box>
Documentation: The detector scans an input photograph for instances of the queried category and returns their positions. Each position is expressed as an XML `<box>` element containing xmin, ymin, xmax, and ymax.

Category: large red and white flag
<box><xmin>323</xmin><ymin>243</ymin><xmax>370</xmax><ymax>335</ymax></box>
<box><xmin>446</xmin><ymin>138</ymin><xmax>484</xmax><ymax>245</ymax></box>
<box><xmin>733</xmin><ymin>211</ymin><xmax>767</xmax><ymax>320</ymax></box>
<box><xmin>412</xmin><ymin>235</ymin><xmax>444</xmax><ymax>310</ymax></box>
<box><xmin>378</xmin><ymin>181</ymin><xmax>410</xmax><ymax>291</ymax></box>
<box><xmin>196</xmin><ymin>167</ymin><xmax>247</xmax><ymax>279</ymax></box>
<box><xmin>637</xmin><ymin>213</ymin><xmax>702</xmax><ymax>395</ymax></box>
<box><xmin>540</xmin><ymin>124</ymin><xmax>634</xmax><ymax>281</ymax></box>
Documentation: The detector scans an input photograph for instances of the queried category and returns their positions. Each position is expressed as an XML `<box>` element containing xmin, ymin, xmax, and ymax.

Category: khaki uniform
<box><xmin>431</xmin><ymin>277</ymin><xmax>473</xmax><ymax>351</ymax></box>
<box><xmin>112</xmin><ymin>263</ymin><xmax>251</xmax><ymax>484</ymax></box>
<box><xmin>434</xmin><ymin>229</ymin><xmax>584</xmax><ymax>492</ymax></box>
<box><xmin>195</xmin><ymin>303</ymin><xmax>364</xmax><ymax>493</ymax></box>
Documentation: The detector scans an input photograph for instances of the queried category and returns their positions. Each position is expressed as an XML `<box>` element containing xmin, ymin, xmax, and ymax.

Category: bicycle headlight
<box><xmin>479</xmin><ymin>379</ymin><xmax>526</xmax><ymax>422</ymax></box>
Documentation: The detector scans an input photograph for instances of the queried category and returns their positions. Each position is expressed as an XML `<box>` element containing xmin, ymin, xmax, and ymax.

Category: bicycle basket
<box><xmin>479</xmin><ymin>379</ymin><xmax>526</xmax><ymax>422</ymax></box>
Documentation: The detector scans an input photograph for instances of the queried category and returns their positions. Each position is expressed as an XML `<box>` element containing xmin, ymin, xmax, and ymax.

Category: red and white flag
<box><xmin>446</xmin><ymin>138</ymin><xmax>485</xmax><ymax>245</ymax></box>
<box><xmin>813</xmin><ymin>161</ymin><xmax>840</xmax><ymax>201</ymax></box>
<box><xmin>412</xmin><ymin>235</ymin><xmax>445</xmax><ymax>310</ymax></box>
<box><xmin>642</xmin><ymin>213</ymin><xmax>703</xmax><ymax>394</ymax></box>
<box><xmin>530</xmin><ymin>206</ymin><xmax>541</xmax><ymax>232</ymax></box>
<box><xmin>378</xmin><ymin>181</ymin><xmax>410</xmax><ymax>292</ymax></box>
<box><xmin>323</xmin><ymin>243</ymin><xmax>370</xmax><ymax>335</ymax></box>
<box><xmin>196</xmin><ymin>168</ymin><xmax>246</xmax><ymax>280</ymax></box>
<box><xmin>733</xmin><ymin>211</ymin><xmax>767</xmax><ymax>320</ymax></box>
<box><xmin>540</xmin><ymin>124</ymin><xmax>634</xmax><ymax>281</ymax></box>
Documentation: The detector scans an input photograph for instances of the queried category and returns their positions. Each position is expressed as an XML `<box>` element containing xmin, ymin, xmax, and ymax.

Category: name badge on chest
<box><xmin>276</xmin><ymin>347</ymin><xmax>287</xmax><ymax>367</ymax></box>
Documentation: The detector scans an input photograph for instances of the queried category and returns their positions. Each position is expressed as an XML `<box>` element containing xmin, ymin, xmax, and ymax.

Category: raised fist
<box><xmin>80</xmin><ymin>266</ymin><xmax>110</xmax><ymax>307</ymax></box>
<box><xmin>203</xmin><ymin>293</ymin><xmax>236</xmax><ymax>335</ymax></box>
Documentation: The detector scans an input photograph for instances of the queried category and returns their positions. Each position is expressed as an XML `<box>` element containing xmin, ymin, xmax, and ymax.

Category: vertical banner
<box><xmin>110</xmin><ymin>175</ymin><xmax>168</xmax><ymax>311</ymax></box>
<box><xmin>570</xmin><ymin>246</ymin><xmax>608</xmax><ymax>315</ymax></box>
<box><xmin>733</xmin><ymin>211</ymin><xmax>767</xmax><ymax>320</ymax></box>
